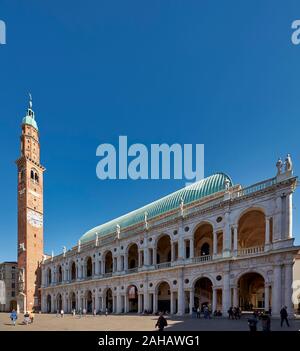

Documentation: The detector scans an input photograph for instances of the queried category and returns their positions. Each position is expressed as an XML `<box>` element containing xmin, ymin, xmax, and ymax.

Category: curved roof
<box><xmin>22</xmin><ymin>115</ymin><xmax>38</xmax><ymax>130</ymax></box>
<box><xmin>80</xmin><ymin>172</ymin><xmax>233</xmax><ymax>244</ymax></box>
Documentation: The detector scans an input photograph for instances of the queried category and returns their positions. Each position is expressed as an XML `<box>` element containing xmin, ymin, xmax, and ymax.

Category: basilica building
<box><xmin>40</xmin><ymin>162</ymin><xmax>299</xmax><ymax>317</ymax></box>
<box><xmin>15</xmin><ymin>98</ymin><xmax>299</xmax><ymax>317</ymax></box>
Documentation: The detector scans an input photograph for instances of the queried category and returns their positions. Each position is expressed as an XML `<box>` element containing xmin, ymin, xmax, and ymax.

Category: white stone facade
<box><xmin>41</xmin><ymin>171</ymin><xmax>299</xmax><ymax>317</ymax></box>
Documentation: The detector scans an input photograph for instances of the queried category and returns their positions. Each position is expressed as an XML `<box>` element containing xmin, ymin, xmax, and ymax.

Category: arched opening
<box><xmin>56</xmin><ymin>294</ymin><xmax>62</xmax><ymax>312</ymax></box>
<box><xmin>9</xmin><ymin>300</ymin><xmax>17</xmax><ymax>311</ymax></box>
<box><xmin>70</xmin><ymin>292</ymin><xmax>76</xmax><ymax>311</ymax></box>
<box><xmin>194</xmin><ymin>223</ymin><xmax>213</xmax><ymax>257</ymax></box>
<box><xmin>71</xmin><ymin>262</ymin><xmax>76</xmax><ymax>281</ymax></box>
<box><xmin>47</xmin><ymin>295</ymin><xmax>52</xmax><ymax>313</ymax></box>
<box><xmin>48</xmin><ymin>268</ymin><xmax>52</xmax><ymax>285</ymax></box>
<box><xmin>86</xmin><ymin>257</ymin><xmax>92</xmax><ymax>277</ymax></box>
<box><xmin>194</xmin><ymin>277</ymin><xmax>213</xmax><ymax>309</ymax></box>
<box><xmin>157</xmin><ymin>281</ymin><xmax>171</xmax><ymax>313</ymax></box>
<box><xmin>105</xmin><ymin>288</ymin><xmax>113</xmax><ymax>312</ymax></box>
<box><xmin>238</xmin><ymin>210</ymin><xmax>265</xmax><ymax>249</ymax></box>
<box><xmin>128</xmin><ymin>285</ymin><xmax>138</xmax><ymax>312</ymax></box>
<box><xmin>156</xmin><ymin>235</ymin><xmax>171</xmax><ymax>264</ymax></box>
<box><xmin>238</xmin><ymin>272</ymin><xmax>265</xmax><ymax>311</ymax></box>
<box><xmin>104</xmin><ymin>251</ymin><xmax>113</xmax><ymax>274</ymax></box>
<box><xmin>128</xmin><ymin>244</ymin><xmax>138</xmax><ymax>269</ymax></box>
<box><xmin>57</xmin><ymin>266</ymin><xmax>62</xmax><ymax>283</ymax></box>
<box><xmin>86</xmin><ymin>290</ymin><xmax>93</xmax><ymax>313</ymax></box>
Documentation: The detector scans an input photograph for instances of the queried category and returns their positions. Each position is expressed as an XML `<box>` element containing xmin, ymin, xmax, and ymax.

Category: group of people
<box><xmin>247</xmin><ymin>306</ymin><xmax>290</xmax><ymax>332</ymax></box>
<box><xmin>68</xmin><ymin>308</ymin><xmax>110</xmax><ymax>318</ymax></box>
<box><xmin>227</xmin><ymin>306</ymin><xmax>241</xmax><ymax>320</ymax></box>
<box><xmin>9</xmin><ymin>310</ymin><xmax>35</xmax><ymax>326</ymax></box>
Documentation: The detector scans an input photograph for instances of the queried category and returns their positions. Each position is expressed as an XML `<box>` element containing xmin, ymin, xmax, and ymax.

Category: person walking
<box><xmin>24</xmin><ymin>311</ymin><xmax>30</xmax><ymax>325</ymax></box>
<box><xmin>10</xmin><ymin>310</ymin><xmax>18</xmax><ymax>326</ymax></box>
<box><xmin>248</xmin><ymin>313</ymin><xmax>258</xmax><ymax>332</ymax></box>
<box><xmin>280</xmin><ymin>306</ymin><xmax>290</xmax><ymax>327</ymax></box>
<box><xmin>105</xmin><ymin>308</ymin><xmax>108</xmax><ymax>317</ymax></box>
<box><xmin>60</xmin><ymin>309</ymin><xmax>64</xmax><ymax>318</ymax></box>
<box><xmin>72</xmin><ymin>309</ymin><xmax>76</xmax><ymax>317</ymax></box>
<box><xmin>196</xmin><ymin>307</ymin><xmax>201</xmax><ymax>319</ymax></box>
<box><xmin>93</xmin><ymin>309</ymin><xmax>97</xmax><ymax>317</ymax></box>
<box><xmin>155</xmin><ymin>312</ymin><xmax>168</xmax><ymax>332</ymax></box>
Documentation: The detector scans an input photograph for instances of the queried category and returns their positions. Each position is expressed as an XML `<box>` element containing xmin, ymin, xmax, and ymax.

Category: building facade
<box><xmin>41</xmin><ymin>159</ymin><xmax>299</xmax><ymax>317</ymax></box>
<box><xmin>0</xmin><ymin>262</ymin><xmax>18</xmax><ymax>312</ymax></box>
<box><xmin>16</xmin><ymin>97</ymin><xmax>45</xmax><ymax>312</ymax></box>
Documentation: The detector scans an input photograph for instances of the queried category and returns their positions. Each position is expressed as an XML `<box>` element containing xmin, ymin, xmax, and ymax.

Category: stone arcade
<box><xmin>41</xmin><ymin>159</ymin><xmax>299</xmax><ymax>317</ymax></box>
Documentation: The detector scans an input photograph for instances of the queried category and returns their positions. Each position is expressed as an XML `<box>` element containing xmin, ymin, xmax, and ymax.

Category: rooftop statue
<box><xmin>276</xmin><ymin>158</ymin><xmax>283</xmax><ymax>175</ymax></box>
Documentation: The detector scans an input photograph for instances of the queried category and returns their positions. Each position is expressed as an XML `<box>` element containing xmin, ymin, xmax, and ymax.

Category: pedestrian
<box><xmin>155</xmin><ymin>312</ymin><xmax>168</xmax><ymax>332</ymax></box>
<box><xmin>72</xmin><ymin>309</ymin><xmax>76</xmax><ymax>317</ymax></box>
<box><xmin>105</xmin><ymin>308</ymin><xmax>108</xmax><ymax>317</ymax></box>
<box><xmin>60</xmin><ymin>309</ymin><xmax>64</xmax><ymax>318</ymax></box>
<box><xmin>83</xmin><ymin>308</ymin><xmax>87</xmax><ymax>316</ymax></box>
<box><xmin>248</xmin><ymin>313</ymin><xmax>258</xmax><ymax>332</ymax></box>
<box><xmin>280</xmin><ymin>306</ymin><xmax>290</xmax><ymax>327</ymax></box>
<box><xmin>93</xmin><ymin>309</ymin><xmax>97</xmax><ymax>317</ymax></box>
<box><xmin>10</xmin><ymin>310</ymin><xmax>18</xmax><ymax>326</ymax></box>
<box><xmin>196</xmin><ymin>307</ymin><xmax>201</xmax><ymax>319</ymax></box>
<box><xmin>30</xmin><ymin>311</ymin><xmax>35</xmax><ymax>324</ymax></box>
<box><xmin>228</xmin><ymin>306</ymin><xmax>234</xmax><ymax>320</ymax></box>
<box><xmin>24</xmin><ymin>311</ymin><xmax>30</xmax><ymax>325</ymax></box>
<box><xmin>261</xmin><ymin>312</ymin><xmax>271</xmax><ymax>332</ymax></box>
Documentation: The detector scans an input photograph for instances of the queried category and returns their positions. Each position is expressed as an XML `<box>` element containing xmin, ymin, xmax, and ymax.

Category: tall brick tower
<box><xmin>16</xmin><ymin>95</ymin><xmax>45</xmax><ymax>312</ymax></box>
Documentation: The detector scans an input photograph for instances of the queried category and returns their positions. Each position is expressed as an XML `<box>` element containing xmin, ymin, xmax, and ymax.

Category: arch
<box><xmin>70</xmin><ymin>262</ymin><xmax>76</xmax><ymax>281</ymax></box>
<box><xmin>238</xmin><ymin>210</ymin><xmax>265</xmax><ymax>249</ymax></box>
<box><xmin>105</xmin><ymin>288</ymin><xmax>113</xmax><ymax>312</ymax></box>
<box><xmin>47</xmin><ymin>268</ymin><xmax>52</xmax><ymax>285</ymax></box>
<box><xmin>70</xmin><ymin>291</ymin><xmax>76</xmax><ymax>311</ymax></box>
<box><xmin>238</xmin><ymin>272</ymin><xmax>265</xmax><ymax>311</ymax></box>
<box><xmin>156</xmin><ymin>281</ymin><xmax>171</xmax><ymax>313</ymax></box>
<box><xmin>9</xmin><ymin>300</ymin><xmax>17</xmax><ymax>311</ymax></box>
<box><xmin>85</xmin><ymin>290</ymin><xmax>93</xmax><ymax>313</ymax></box>
<box><xmin>57</xmin><ymin>265</ymin><xmax>62</xmax><ymax>283</ymax></box>
<box><xmin>127</xmin><ymin>285</ymin><xmax>138</xmax><ymax>312</ymax></box>
<box><xmin>86</xmin><ymin>256</ymin><xmax>93</xmax><ymax>277</ymax></box>
<box><xmin>156</xmin><ymin>235</ymin><xmax>171</xmax><ymax>264</ymax></box>
<box><xmin>56</xmin><ymin>293</ymin><xmax>62</xmax><ymax>312</ymax></box>
<box><xmin>193</xmin><ymin>277</ymin><xmax>213</xmax><ymax>310</ymax></box>
<box><xmin>47</xmin><ymin>294</ymin><xmax>52</xmax><ymax>313</ymax></box>
<box><xmin>104</xmin><ymin>251</ymin><xmax>113</xmax><ymax>274</ymax></box>
<box><xmin>127</xmin><ymin>243</ymin><xmax>138</xmax><ymax>269</ymax></box>
<box><xmin>194</xmin><ymin>222</ymin><xmax>213</xmax><ymax>257</ymax></box>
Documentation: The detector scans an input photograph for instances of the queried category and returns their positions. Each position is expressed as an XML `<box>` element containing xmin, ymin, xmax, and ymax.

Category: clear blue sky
<box><xmin>0</xmin><ymin>0</ymin><xmax>300</xmax><ymax>261</ymax></box>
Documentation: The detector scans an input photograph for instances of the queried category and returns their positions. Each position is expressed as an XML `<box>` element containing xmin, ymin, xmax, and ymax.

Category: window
<box><xmin>11</xmin><ymin>291</ymin><xmax>15</xmax><ymax>297</ymax></box>
<box><xmin>11</xmin><ymin>273</ymin><xmax>15</xmax><ymax>279</ymax></box>
<box><xmin>12</xmin><ymin>282</ymin><xmax>15</xmax><ymax>289</ymax></box>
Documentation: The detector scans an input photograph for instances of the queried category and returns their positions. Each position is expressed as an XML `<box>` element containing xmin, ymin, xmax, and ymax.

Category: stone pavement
<box><xmin>1</xmin><ymin>313</ymin><xmax>300</xmax><ymax>331</ymax></box>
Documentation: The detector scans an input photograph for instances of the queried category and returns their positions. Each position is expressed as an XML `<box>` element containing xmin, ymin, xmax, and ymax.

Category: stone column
<box><xmin>138</xmin><ymin>294</ymin><xmax>142</xmax><ymax>313</ymax></box>
<box><xmin>189</xmin><ymin>290</ymin><xmax>194</xmax><ymax>314</ymax></box>
<box><xmin>124</xmin><ymin>254</ymin><xmax>128</xmax><ymax>271</ymax></box>
<box><xmin>233</xmin><ymin>286</ymin><xmax>238</xmax><ymax>307</ymax></box>
<box><xmin>177</xmin><ymin>269</ymin><xmax>184</xmax><ymax>315</ymax></box>
<box><xmin>95</xmin><ymin>290</ymin><xmax>99</xmax><ymax>312</ymax></box>
<box><xmin>143</xmin><ymin>246</ymin><xmax>149</xmax><ymax>267</ymax></box>
<box><xmin>143</xmin><ymin>286</ymin><xmax>149</xmax><ymax>312</ymax></box>
<box><xmin>170</xmin><ymin>292</ymin><xmax>174</xmax><ymax>314</ymax></box>
<box><xmin>272</xmin><ymin>265</ymin><xmax>282</xmax><ymax>316</ymax></box>
<box><xmin>285</xmin><ymin>193</ymin><xmax>292</xmax><ymax>239</ymax></box>
<box><xmin>265</xmin><ymin>217</ymin><xmax>270</xmax><ymax>250</ymax></box>
<box><xmin>213</xmin><ymin>230</ymin><xmax>217</xmax><ymax>256</ymax></box>
<box><xmin>223</xmin><ymin>212</ymin><xmax>231</xmax><ymax>257</ymax></box>
<box><xmin>233</xmin><ymin>225</ymin><xmax>238</xmax><ymax>256</ymax></box>
<box><xmin>190</xmin><ymin>238</ymin><xmax>194</xmax><ymax>259</ymax></box>
<box><xmin>95</xmin><ymin>259</ymin><xmax>100</xmax><ymax>276</ymax></box>
<box><xmin>212</xmin><ymin>287</ymin><xmax>218</xmax><ymax>312</ymax></box>
<box><xmin>153</xmin><ymin>247</ymin><xmax>157</xmax><ymax>265</ymax></box>
<box><xmin>153</xmin><ymin>292</ymin><xmax>158</xmax><ymax>314</ymax></box>
<box><xmin>116</xmin><ymin>291</ymin><xmax>121</xmax><ymax>313</ymax></box>
<box><xmin>222</xmin><ymin>271</ymin><xmax>230</xmax><ymax>315</ymax></box>
<box><xmin>274</xmin><ymin>196</ymin><xmax>282</xmax><ymax>241</ymax></box>
<box><xmin>171</xmin><ymin>242</ymin><xmax>175</xmax><ymax>262</ymax></box>
<box><xmin>284</xmin><ymin>263</ymin><xmax>294</xmax><ymax>314</ymax></box>
<box><xmin>264</xmin><ymin>284</ymin><xmax>270</xmax><ymax>311</ymax></box>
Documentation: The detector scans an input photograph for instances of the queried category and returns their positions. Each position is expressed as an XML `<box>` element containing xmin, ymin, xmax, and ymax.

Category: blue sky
<box><xmin>0</xmin><ymin>0</ymin><xmax>300</xmax><ymax>261</ymax></box>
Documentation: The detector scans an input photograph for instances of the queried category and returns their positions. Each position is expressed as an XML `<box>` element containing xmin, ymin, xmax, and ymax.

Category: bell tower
<box><xmin>16</xmin><ymin>95</ymin><xmax>45</xmax><ymax>312</ymax></box>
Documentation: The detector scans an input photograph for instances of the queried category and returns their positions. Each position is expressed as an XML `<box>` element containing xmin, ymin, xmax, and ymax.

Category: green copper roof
<box><xmin>80</xmin><ymin>172</ymin><xmax>233</xmax><ymax>243</ymax></box>
<box><xmin>22</xmin><ymin>115</ymin><xmax>38</xmax><ymax>130</ymax></box>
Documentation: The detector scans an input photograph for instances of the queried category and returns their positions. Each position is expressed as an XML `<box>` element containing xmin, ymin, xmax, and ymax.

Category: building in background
<box><xmin>293</xmin><ymin>252</ymin><xmax>300</xmax><ymax>313</ymax></box>
<box><xmin>0</xmin><ymin>262</ymin><xmax>18</xmax><ymax>312</ymax></box>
